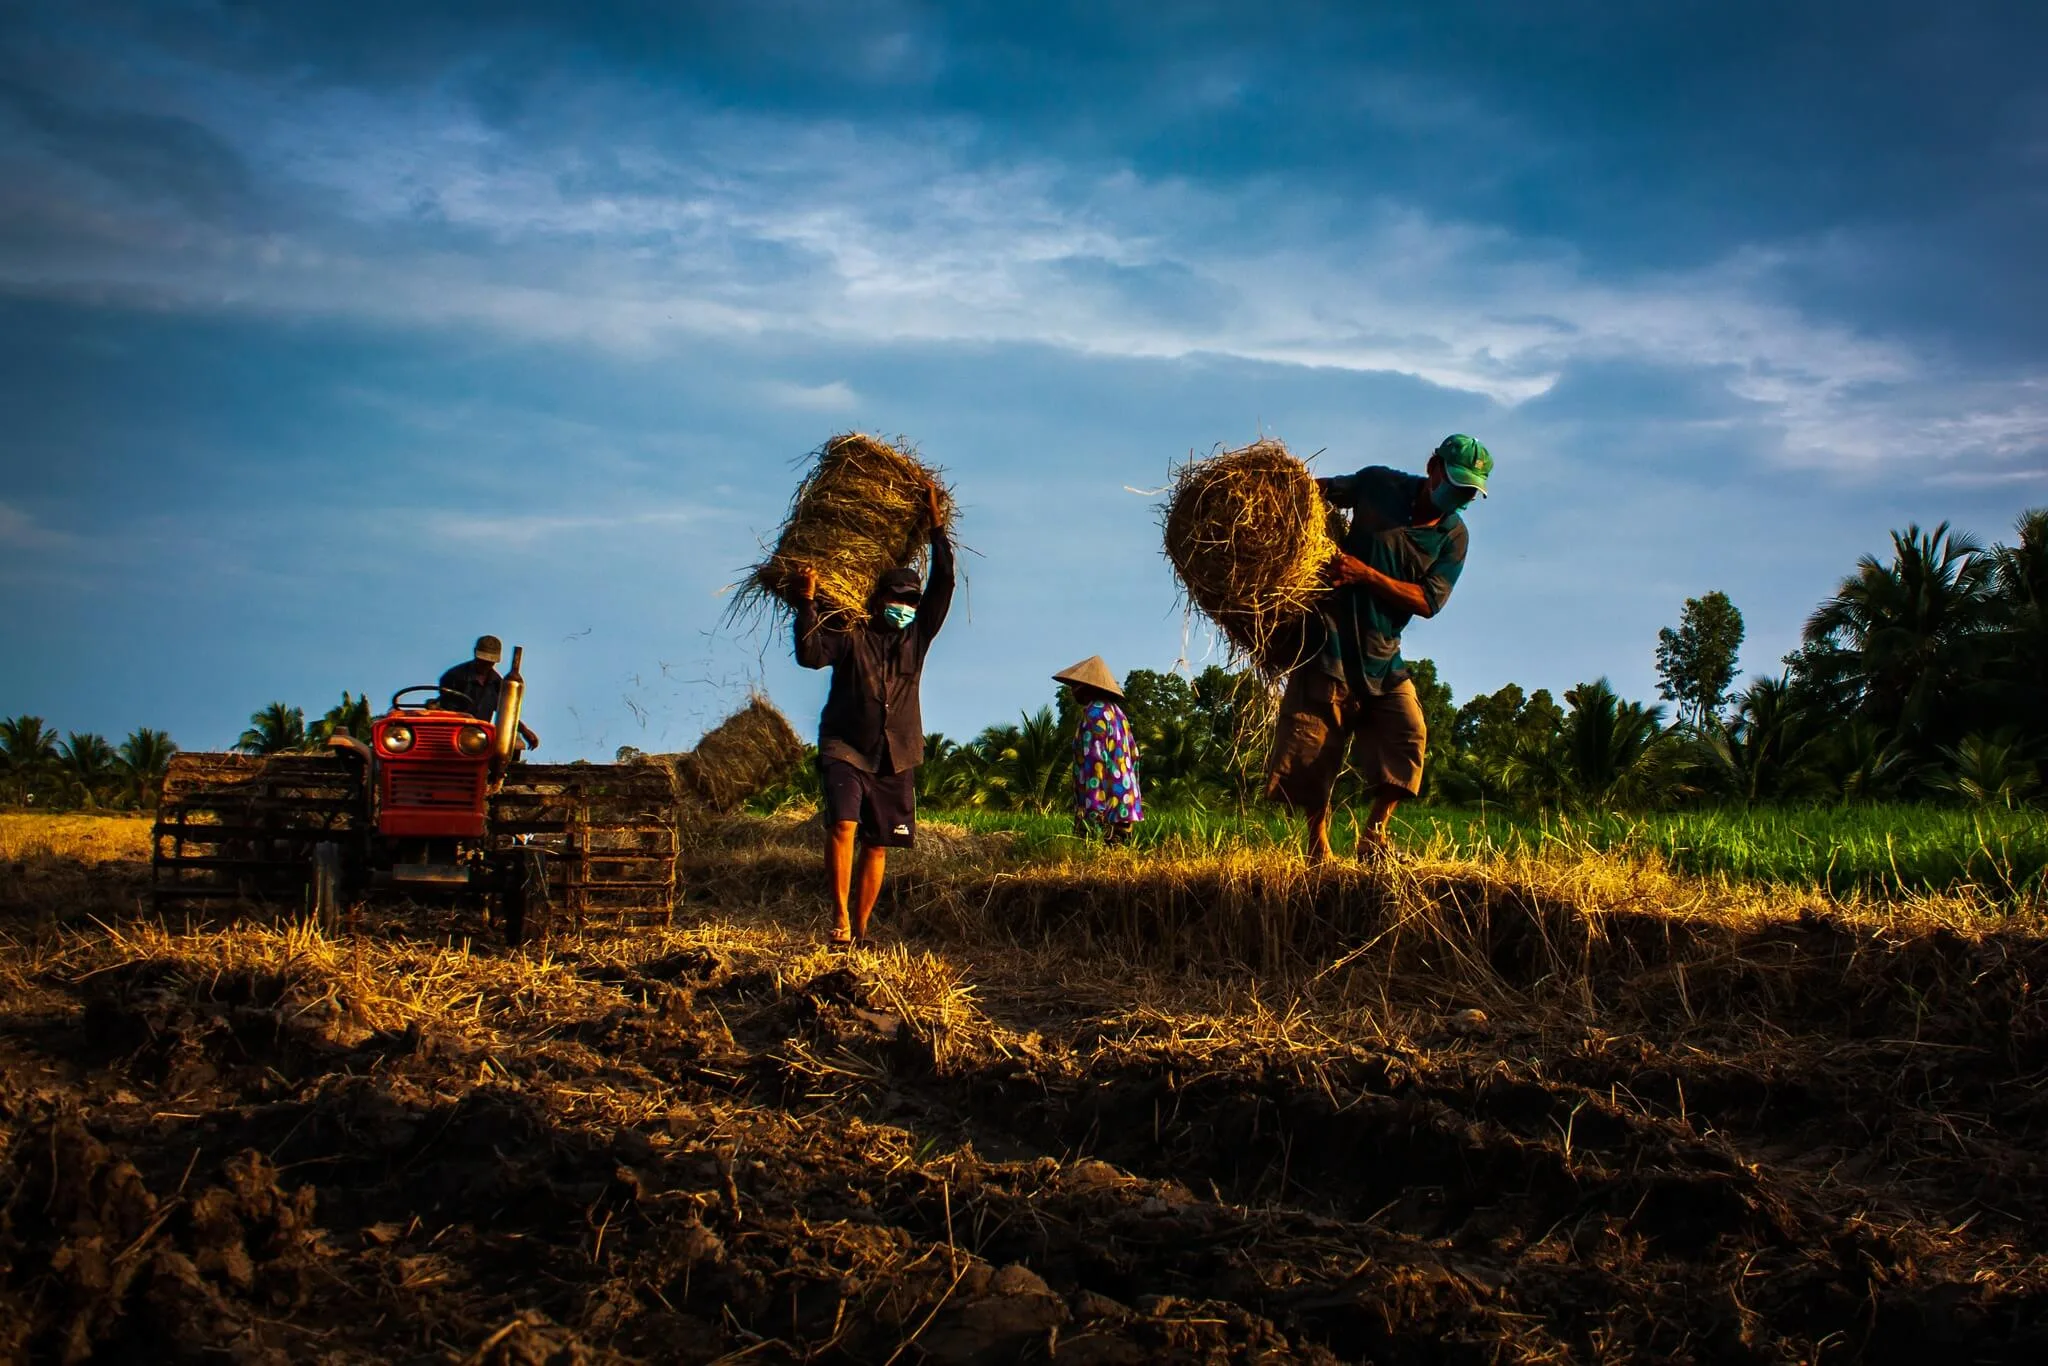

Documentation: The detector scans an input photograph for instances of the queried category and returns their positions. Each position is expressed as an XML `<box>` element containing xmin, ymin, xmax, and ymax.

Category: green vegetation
<box><xmin>744</xmin><ymin>508</ymin><xmax>2048</xmax><ymax>900</ymax></box>
<box><xmin>920</xmin><ymin>803</ymin><xmax>2048</xmax><ymax>898</ymax></box>
<box><xmin>0</xmin><ymin>693</ymin><xmax>372</xmax><ymax>811</ymax></box>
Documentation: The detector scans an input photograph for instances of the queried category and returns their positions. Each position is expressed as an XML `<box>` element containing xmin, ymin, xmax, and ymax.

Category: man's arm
<box><xmin>792</xmin><ymin>568</ymin><xmax>848</xmax><ymax>669</ymax></box>
<box><xmin>915</xmin><ymin>483</ymin><xmax>956</xmax><ymax>648</ymax></box>
<box><xmin>1325</xmin><ymin>551</ymin><xmax>1462</xmax><ymax>619</ymax></box>
<box><xmin>1315</xmin><ymin>474</ymin><xmax>1359</xmax><ymax>510</ymax></box>
<box><xmin>1327</xmin><ymin>554</ymin><xmax>1432</xmax><ymax>616</ymax></box>
<box><xmin>1327</xmin><ymin>511</ymin><xmax>1467</xmax><ymax>616</ymax></box>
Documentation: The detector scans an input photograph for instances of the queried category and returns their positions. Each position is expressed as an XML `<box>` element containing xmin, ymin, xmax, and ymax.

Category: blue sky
<box><xmin>3</xmin><ymin>1</ymin><xmax>2044</xmax><ymax>758</ymax></box>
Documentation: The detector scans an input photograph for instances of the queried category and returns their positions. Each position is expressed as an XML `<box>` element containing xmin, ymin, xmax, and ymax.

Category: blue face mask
<box><xmin>881</xmin><ymin>603</ymin><xmax>918</xmax><ymax>630</ymax></box>
<box><xmin>1432</xmin><ymin>479</ymin><xmax>1475</xmax><ymax>515</ymax></box>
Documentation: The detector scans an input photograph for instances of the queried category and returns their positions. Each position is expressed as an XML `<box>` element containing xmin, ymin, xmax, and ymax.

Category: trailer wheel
<box><xmin>501</xmin><ymin>845</ymin><xmax>550</xmax><ymax>947</ymax></box>
<box><xmin>312</xmin><ymin>841</ymin><xmax>344</xmax><ymax>936</ymax></box>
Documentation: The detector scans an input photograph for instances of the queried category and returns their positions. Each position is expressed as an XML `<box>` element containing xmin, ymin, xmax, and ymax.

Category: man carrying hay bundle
<box><xmin>792</xmin><ymin>480</ymin><xmax>955</xmax><ymax>947</ymax></box>
<box><xmin>1267</xmin><ymin>434</ymin><xmax>1493</xmax><ymax>862</ymax></box>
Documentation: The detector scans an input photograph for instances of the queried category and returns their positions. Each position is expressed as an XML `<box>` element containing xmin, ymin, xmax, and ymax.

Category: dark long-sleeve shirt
<box><xmin>437</xmin><ymin>660</ymin><xmax>502</xmax><ymax>720</ymax></box>
<box><xmin>794</xmin><ymin>528</ymin><xmax>956</xmax><ymax>773</ymax></box>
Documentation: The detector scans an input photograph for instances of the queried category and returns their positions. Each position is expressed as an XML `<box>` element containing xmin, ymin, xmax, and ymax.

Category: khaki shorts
<box><xmin>1263</xmin><ymin>668</ymin><xmax>1427</xmax><ymax>810</ymax></box>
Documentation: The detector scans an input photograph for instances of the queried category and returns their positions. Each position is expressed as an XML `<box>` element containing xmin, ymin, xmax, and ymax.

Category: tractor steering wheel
<box><xmin>392</xmin><ymin>685</ymin><xmax>467</xmax><ymax>712</ymax></box>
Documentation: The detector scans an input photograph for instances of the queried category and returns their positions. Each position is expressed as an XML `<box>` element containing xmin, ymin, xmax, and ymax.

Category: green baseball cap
<box><xmin>1435</xmin><ymin>434</ymin><xmax>1492</xmax><ymax>496</ymax></box>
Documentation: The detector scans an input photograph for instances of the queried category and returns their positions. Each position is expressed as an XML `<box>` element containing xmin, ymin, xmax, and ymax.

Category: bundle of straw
<box><xmin>666</xmin><ymin>696</ymin><xmax>807</xmax><ymax>814</ymax></box>
<box><xmin>1163</xmin><ymin>439</ymin><xmax>1336</xmax><ymax>676</ymax></box>
<box><xmin>745</xmin><ymin>433</ymin><xmax>955</xmax><ymax>628</ymax></box>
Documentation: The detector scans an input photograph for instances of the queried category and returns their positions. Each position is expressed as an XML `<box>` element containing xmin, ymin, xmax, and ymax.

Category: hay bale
<box><xmin>746</xmin><ymin>433</ymin><xmax>955</xmax><ymax>628</ymax></box>
<box><xmin>1163</xmin><ymin>439</ymin><xmax>1336</xmax><ymax>676</ymax></box>
<box><xmin>670</xmin><ymin>696</ymin><xmax>807</xmax><ymax>814</ymax></box>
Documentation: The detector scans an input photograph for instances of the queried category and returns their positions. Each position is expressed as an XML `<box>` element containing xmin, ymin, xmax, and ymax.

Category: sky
<box><xmin>2</xmin><ymin>1</ymin><xmax>2045</xmax><ymax>759</ymax></box>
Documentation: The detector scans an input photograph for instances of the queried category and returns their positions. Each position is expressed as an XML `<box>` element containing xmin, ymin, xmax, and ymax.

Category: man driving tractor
<box><xmin>438</xmin><ymin>634</ymin><xmax>541</xmax><ymax>752</ymax></box>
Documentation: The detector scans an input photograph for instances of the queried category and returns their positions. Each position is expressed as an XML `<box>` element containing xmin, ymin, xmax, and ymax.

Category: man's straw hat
<box><xmin>1052</xmin><ymin>657</ymin><xmax>1122</xmax><ymax>698</ymax></box>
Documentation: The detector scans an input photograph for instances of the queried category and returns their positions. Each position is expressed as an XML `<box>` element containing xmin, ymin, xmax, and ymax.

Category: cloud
<box><xmin>760</xmin><ymin>378</ymin><xmax>859</xmax><ymax>412</ymax></box>
<box><xmin>0</xmin><ymin>17</ymin><xmax>2041</xmax><ymax>487</ymax></box>
<box><xmin>422</xmin><ymin>503</ymin><xmax>715</xmax><ymax>546</ymax></box>
<box><xmin>0</xmin><ymin>501</ymin><xmax>75</xmax><ymax>551</ymax></box>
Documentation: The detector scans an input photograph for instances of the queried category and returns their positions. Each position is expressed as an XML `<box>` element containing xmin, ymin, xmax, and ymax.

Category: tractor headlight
<box><xmin>456</xmin><ymin>725</ymin><xmax>491</xmax><ymax>757</ymax></box>
<box><xmin>381</xmin><ymin>725</ymin><xmax>415</xmax><ymax>754</ymax></box>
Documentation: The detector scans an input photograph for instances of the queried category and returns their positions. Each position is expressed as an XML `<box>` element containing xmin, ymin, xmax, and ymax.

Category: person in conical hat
<box><xmin>1054</xmin><ymin>657</ymin><xmax>1144</xmax><ymax>846</ymax></box>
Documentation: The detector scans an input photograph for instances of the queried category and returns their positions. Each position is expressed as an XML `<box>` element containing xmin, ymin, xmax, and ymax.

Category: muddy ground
<box><xmin>2</xmin><ymin>829</ymin><xmax>2047</xmax><ymax>1363</ymax></box>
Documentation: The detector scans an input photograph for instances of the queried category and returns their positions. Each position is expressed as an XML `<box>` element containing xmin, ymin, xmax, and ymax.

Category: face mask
<box><xmin>1432</xmin><ymin>479</ymin><xmax>1475</xmax><ymax>515</ymax></box>
<box><xmin>881</xmin><ymin>603</ymin><xmax>918</xmax><ymax>630</ymax></box>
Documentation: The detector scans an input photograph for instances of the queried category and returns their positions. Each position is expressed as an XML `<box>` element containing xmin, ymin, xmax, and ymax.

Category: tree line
<box><xmin>893</xmin><ymin>510</ymin><xmax>2048</xmax><ymax>814</ymax></box>
<box><xmin>0</xmin><ymin>694</ymin><xmax>373</xmax><ymax>811</ymax></box>
<box><xmin>12</xmin><ymin>511</ymin><xmax>2043</xmax><ymax>816</ymax></box>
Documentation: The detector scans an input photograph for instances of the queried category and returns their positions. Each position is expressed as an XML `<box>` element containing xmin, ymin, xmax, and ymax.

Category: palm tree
<box><xmin>117</xmin><ymin>728</ymin><xmax>179</xmax><ymax>809</ymax></box>
<box><xmin>967</xmin><ymin>709</ymin><xmax>1067</xmax><ymax>812</ymax></box>
<box><xmin>1541</xmin><ymin>679</ymin><xmax>1676</xmax><ymax>809</ymax></box>
<box><xmin>1986</xmin><ymin>509</ymin><xmax>2048</xmax><ymax>724</ymax></box>
<box><xmin>1137</xmin><ymin>710</ymin><xmax>1213</xmax><ymax>809</ymax></box>
<box><xmin>1696</xmin><ymin>675</ymin><xmax>1827</xmax><ymax>804</ymax></box>
<box><xmin>311</xmin><ymin>692</ymin><xmax>374</xmax><ymax>746</ymax></box>
<box><xmin>236</xmin><ymin>702</ymin><xmax>308</xmax><ymax>755</ymax></box>
<box><xmin>56</xmin><ymin>732</ymin><xmax>118</xmax><ymax>809</ymax></box>
<box><xmin>1936</xmin><ymin>730</ymin><xmax>2040</xmax><ymax>809</ymax></box>
<box><xmin>1832</xmin><ymin>720</ymin><xmax>1923</xmax><ymax>804</ymax></box>
<box><xmin>0</xmin><ymin>715</ymin><xmax>60</xmax><ymax>804</ymax></box>
<box><xmin>1803</xmin><ymin>523</ymin><xmax>1996</xmax><ymax>742</ymax></box>
<box><xmin>917</xmin><ymin>733</ymin><xmax>987</xmax><ymax>807</ymax></box>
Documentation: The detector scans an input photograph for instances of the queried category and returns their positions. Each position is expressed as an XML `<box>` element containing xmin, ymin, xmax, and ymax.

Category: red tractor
<box><xmin>153</xmin><ymin>647</ymin><xmax>682</xmax><ymax>943</ymax></box>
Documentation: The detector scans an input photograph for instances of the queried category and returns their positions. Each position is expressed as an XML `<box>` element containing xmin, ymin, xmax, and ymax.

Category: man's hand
<box><xmin>1324</xmin><ymin>551</ymin><xmax>1372</xmax><ymax>589</ymax></box>
<box><xmin>925</xmin><ymin>480</ymin><xmax>947</xmax><ymax>532</ymax></box>
<box><xmin>794</xmin><ymin>566</ymin><xmax>818</xmax><ymax>602</ymax></box>
<box><xmin>519</xmin><ymin>722</ymin><xmax>541</xmax><ymax>751</ymax></box>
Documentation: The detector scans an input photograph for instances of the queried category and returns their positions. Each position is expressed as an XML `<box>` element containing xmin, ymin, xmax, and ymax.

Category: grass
<box><xmin>9</xmin><ymin>799</ymin><xmax>2043</xmax><ymax>903</ymax></box>
<box><xmin>916</xmin><ymin>801</ymin><xmax>2048</xmax><ymax>899</ymax></box>
<box><xmin>0</xmin><ymin>811</ymin><xmax>152</xmax><ymax>863</ymax></box>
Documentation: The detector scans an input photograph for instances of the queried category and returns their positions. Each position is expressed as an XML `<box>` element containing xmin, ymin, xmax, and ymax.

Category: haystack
<box><xmin>669</xmin><ymin>695</ymin><xmax>807</xmax><ymax>814</ymax></box>
<box><xmin>1163</xmin><ymin>439</ymin><xmax>1336</xmax><ymax>676</ymax></box>
<box><xmin>746</xmin><ymin>433</ymin><xmax>955</xmax><ymax>628</ymax></box>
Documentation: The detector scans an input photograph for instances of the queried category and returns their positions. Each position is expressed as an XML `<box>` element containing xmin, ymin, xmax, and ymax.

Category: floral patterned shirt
<box><xmin>1073</xmin><ymin>700</ymin><xmax>1144</xmax><ymax>825</ymax></box>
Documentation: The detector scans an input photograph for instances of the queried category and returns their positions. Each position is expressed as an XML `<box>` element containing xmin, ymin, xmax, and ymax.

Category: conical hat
<box><xmin>1052</xmin><ymin>656</ymin><xmax>1122</xmax><ymax>697</ymax></box>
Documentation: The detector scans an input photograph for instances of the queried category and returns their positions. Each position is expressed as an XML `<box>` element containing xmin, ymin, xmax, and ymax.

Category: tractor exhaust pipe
<box><xmin>492</xmin><ymin>645</ymin><xmax>526</xmax><ymax>777</ymax></box>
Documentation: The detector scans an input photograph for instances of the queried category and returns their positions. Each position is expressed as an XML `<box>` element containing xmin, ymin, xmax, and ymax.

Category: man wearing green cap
<box><xmin>1265</xmin><ymin>434</ymin><xmax>1492</xmax><ymax>862</ymax></box>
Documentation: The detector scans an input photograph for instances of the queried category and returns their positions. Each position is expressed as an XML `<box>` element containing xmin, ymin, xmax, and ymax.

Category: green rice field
<box><xmin>921</xmin><ymin>802</ymin><xmax>2048</xmax><ymax>899</ymax></box>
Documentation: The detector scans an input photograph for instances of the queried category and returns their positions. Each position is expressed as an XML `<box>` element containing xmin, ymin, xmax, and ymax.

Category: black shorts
<box><xmin>820</xmin><ymin>760</ymin><xmax>917</xmax><ymax>848</ymax></box>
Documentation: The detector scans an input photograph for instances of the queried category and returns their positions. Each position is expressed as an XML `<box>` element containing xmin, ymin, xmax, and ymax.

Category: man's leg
<box><xmin>1357</xmin><ymin>790</ymin><xmax>1402</xmax><ymax>860</ymax></box>
<box><xmin>852</xmin><ymin>845</ymin><xmax>888</xmax><ymax>940</ymax></box>
<box><xmin>1305</xmin><ymin>801</ymin><xmax>1336</xmax><ymax>863</ymax></box>
<box><xmin>1354</xmin><ymin>680</ymin><xmax>1426</xmax><ymax>861</ymax></box>
<box><xmin>1264</xmin><ymin>667</ymin><xmax>1347</xmax><ymax>863</ymax></box>
<box><xmin>825</xmin><ymin>820</ymin><xmax>859</xmax><ymax>941</ymax></box>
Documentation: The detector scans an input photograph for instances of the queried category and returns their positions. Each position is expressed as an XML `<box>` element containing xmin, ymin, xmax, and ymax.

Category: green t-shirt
<box><xmin>1316</xmin><ymin>466</ymin><xmax>1468</xmax><ymax>693</ymax></box>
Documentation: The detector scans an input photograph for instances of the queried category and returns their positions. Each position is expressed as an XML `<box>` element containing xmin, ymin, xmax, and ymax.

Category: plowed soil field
<box><xmin>2</xmin><ymin>816</ymin><xmax>2046</xmax><ymax>1363</ymax></box>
